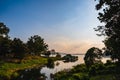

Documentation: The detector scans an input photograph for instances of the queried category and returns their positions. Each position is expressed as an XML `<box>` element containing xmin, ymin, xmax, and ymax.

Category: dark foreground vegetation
<box><xmin>54</xmin><ymin>61</ymin><xmax>120</xmax><ymax>80</ymax></box>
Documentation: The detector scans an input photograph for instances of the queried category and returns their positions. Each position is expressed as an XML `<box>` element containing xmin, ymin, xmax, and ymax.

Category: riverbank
<box><xmin>0</xmin><ymin>55</ymin><xmax>52</xmax><ymax>79</ymax></box>
<box><xmin>53</xmin><ymin>62</ymin><xmax>120</xmax><ymax>80</ymax></box>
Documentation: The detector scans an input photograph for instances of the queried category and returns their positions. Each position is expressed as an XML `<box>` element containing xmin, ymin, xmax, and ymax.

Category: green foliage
<box><xmin>0</xmin><ymin>56</ymin><xmax>47</xmax><ymax>79</ymax></box>
<box><xmin>54</xmin><ymin>64</ymin><xmax>89</xmax><ymax>80</ymax></box>
<box><xmin>12</xmin><ymin>68</ymin><xmax>46</xmax><ymax>80</ymax></box>
<box><xmin>54</xmin><ymin>72</ymin><xmax>89</xmax><ymax>80</ymax></box>
<box><xmin>90</xmin><ymin>75</ymin><xmax>116</xmax><ymax>80</ymax></box>
<box><xmin>55</xmin><ymin>72</ymin><xmax>89</xmax><ymax>80</ymax></box>
<box><xmin>84</xmin><ymin>47</ymin><xmax>102</xmax><ymax>68</ymax></box>
<box><xmin>71</xmin><ymin>64</ymin><xmax>87</xmax><ymax>73</ymax></box>
<box><xmin>27</xmin><ymin>35</ymin><xmax>48</xmax><ymax>55</ymax></box>
<box><xmin>89</xmin><ymin>62</ymin><xmax>118</xmax><ymax>77</ymax></box>
<box><xmin>73</xmin><ymin>73</ymin><xmax>89</xmax><ymax>80</ymax></box>
<box><xmin>54</xmin><ymin>62</ymin><xmax>119</xmax><ymax>80</ymax></box>
<box><xmin>89</xmin><ymin>63</ymin><xmax>105</xmax><ymax>76</ymax></box>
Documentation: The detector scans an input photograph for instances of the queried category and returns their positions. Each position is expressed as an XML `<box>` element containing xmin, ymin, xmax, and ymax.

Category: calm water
<box><xmin>16</xmin><ymin>55</ymin><xmax>110</xmax><ymax>80</ymax></box>
<box><xmin>40</xmin><ymin>55</ymin><xmax>110</xmax><ymax>80</ymax></box>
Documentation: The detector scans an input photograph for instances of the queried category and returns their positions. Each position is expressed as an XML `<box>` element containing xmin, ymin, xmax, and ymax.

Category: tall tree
<box><xmin>95</xmin><ymin>0</ymin><xmax>120</xmax><ymax>61</ymax></box>
<box><xmin>11</xmin><ymin>38</ymin><xmax>27</xmax><ymax>59</ymax></box>
<box><xmin>0</xmin><ymin>22</ymin><xmax>9</xmax><ymax>37</ymax></box>
<box><xmin>27</xmin><ymin>35</ymin><xmax>48</xmax><ymax>55</ymax></box>
<box><xmin>84</xmin><ymin>47</ymin><xmax>102</xmax><ymax>68</ymax></box>
<box><xmin>0</xmin><ymin>22</ymin><xmax>10</xmax><ymax>56</ymax></box>
<box><xmin>0</xmin><ymin>37</ymin><xmax>11</xmax><ymax>56</ymax></box>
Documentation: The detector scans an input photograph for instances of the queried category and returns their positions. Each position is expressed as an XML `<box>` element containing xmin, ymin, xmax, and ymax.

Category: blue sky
<box><xmin>0</xmin><ymin>0</ymin><xmax>104</xmax><ymax>53</ymax></box>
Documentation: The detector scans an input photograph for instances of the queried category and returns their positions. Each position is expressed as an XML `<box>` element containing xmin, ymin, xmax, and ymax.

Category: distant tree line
<box><xmin>0</xmin><ymin>22</ymin><xmax>49</xmax><ymax>59</ymax></box>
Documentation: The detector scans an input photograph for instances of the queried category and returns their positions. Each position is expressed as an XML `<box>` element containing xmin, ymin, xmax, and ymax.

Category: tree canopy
<box><xmin>0</xmin><ymin>22</ymin><xmax>49</xmax><ymax>58</ymax></box>
<box><xmin>0</xmin><ymin>22</ymin><xmax>9</xmax><ymax>37</ymax></box>
<box><xmin>11</xmin><ymin>38</ymin><xmax>28</xmax><ymax>59</ymax></box>
<box><xmin>27</xmin><ymin>35</ymin><xmax>48</xmax><ymax>55</ymax></box>
<box><xmin>95</xmin><ymin>0</ymin><xmax>120</xmax><ymax>61</ymax></box>
<box><xmin>0</xmin><ymin>37</ymin><xmax>11</xmax><ymax>56</ymax></box>
<box><xmin>0</xmin><ymin>22</ymin><xmax>10</xmax><ymax>56</ymax></box>
<box><xmin>84</xmin><ymin>47</ymin><xmax>102</xmax><ymax>68</ymax></box>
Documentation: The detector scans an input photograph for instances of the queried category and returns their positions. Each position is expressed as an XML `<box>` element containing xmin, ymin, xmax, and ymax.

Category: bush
<box><xmin>89</xmin><ymin>63</ymin><xmax>105</xmax><ymax>76</ymax></box>
<box><xmin>73</xmin><ymin>73</ymin><xmax>89</xmax><ymax>80</ymax></box>
<box><xmin>71</xmin><ymin>64</ymin><xmax>87</xmax><ymax>73</ymax></box>
<box><xmin>46</xmin><ymin>58</ymin><xmax>54</xmax><ymax>68</ymax></box>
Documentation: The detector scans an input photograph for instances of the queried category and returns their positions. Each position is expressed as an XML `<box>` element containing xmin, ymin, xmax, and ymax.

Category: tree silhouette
<box><xmin>0</xmin><ymin>37</ymin><xmax>11</xmax><ymax>56</ymax></box>
<box><xmin>11</xmin><ymin>38</ymin><xmax>27</xmax><ymax>59</ymax></box>
<box><xmin>27</xmin><ymin>35</ymin><xmax>48</xmax><ymax>55</ymax></box>
<box><xmin>0</xmin><ymin>22</ymin><xmax>11</xmax><ymax>56</ymax></box>
<box><xmin>0</xmin><ymin>22</ymin><xmax>9</xmax><ymax>38</ymax></box>
<box><xmin>84</xmin><ymin>47</ymin><xmax>102</xmax><ymax>68</ymax></box>
<box><xmin>95</xmin><ymin>0</ymin><xmax>120</xmax><ymax>62</ymax></box>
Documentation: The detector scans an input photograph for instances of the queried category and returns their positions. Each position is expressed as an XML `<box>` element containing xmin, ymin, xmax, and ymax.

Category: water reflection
<box><xmin>12</xmin><ymin>68</ymin><xmax>46</xmax><ymax>80</ymax></box>
<box><xmin>41</xmin><ymin>55</ymin><xmax>84</xmax><ymax>80</ymax></box>
<box><xmin>46</xmin><ymin>58</ymin><xmax>55</xmax><ymax>69</ymax></box>
<box><xmin>11</xmin><ymin>55</ymin><xmax>110</xmax><ymax>80</ymax></box>
<box><xmin>41</xmin><ymin>55</ymin><xmax>110</xmax><ymax>80</ymax></box>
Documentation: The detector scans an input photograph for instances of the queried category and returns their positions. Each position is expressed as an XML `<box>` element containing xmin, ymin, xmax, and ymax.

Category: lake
<box><xmin>16</xmin><ymin>54</ymin><xmax>110</xmax><ymax>80</ymax></box>
<box><xmin>41</xmin><ymin>54</ymin><xmax>110</xmax><ymax>80</ymax></box>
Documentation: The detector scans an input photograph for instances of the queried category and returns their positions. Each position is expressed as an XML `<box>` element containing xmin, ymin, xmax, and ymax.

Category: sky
<box><xmin>0</xmin><ymin>0</ymin><xmax>104</xmax><ymax>54</ymax></box>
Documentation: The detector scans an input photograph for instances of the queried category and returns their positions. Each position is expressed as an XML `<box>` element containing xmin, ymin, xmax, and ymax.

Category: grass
<box><xmin>90</xmin><ymin>75</ymin><xmax>116</xmax><ymax>80</ymax></box>
<box><xmin>54</xmin><ymin>63</ymin><xmax>119</xmax><ymax>80</ymax></box>
<box><xmin>0</xmin><ymin>56</ymin><xmax>48</xmax><ymax>79</ymax></box>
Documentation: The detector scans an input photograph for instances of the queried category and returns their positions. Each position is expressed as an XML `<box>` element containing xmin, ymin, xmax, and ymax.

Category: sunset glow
<box><xmin>0</xmin><ymin>0</ymin><xmax>104</xmax><ymax>54</ymax></box>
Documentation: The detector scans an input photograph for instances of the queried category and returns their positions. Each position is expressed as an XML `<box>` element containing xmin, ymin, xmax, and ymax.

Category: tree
<box><xmin>27</xmin><ymin>35</ymin><xmax>48</xmax><ymax>55</ymax></box>
<box><xmin>0</xmin><ymin>37</ymin><xmax>11</xmax><ymax>56</ymax></box>
<box><xmin>0</xmin><ymin>22</ymin><xmax>9</xmax><ymax>37</ymax></box>
<box><xmin>84</xmin><ymin>47</ymin><xmax>102</xmax><ymax>68</ymax></box>
<box><xmin>95</xmin><ymin>0</ymin><xmax>120</xmax><ymax>61</ymax></box>
<box><xmin>0</xmin><ymin>22</ymin><xmax>11</xmax><ymax>56</ymax></box>
<box><xmin>11</xmin><ymin>38</ymin><xmax>28</xmax><ymax>59</ymax></box>
<box><xmin>46</xmin><ymin>58</ymin><xmax>54</xmax><ymax>68</ymax></box>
